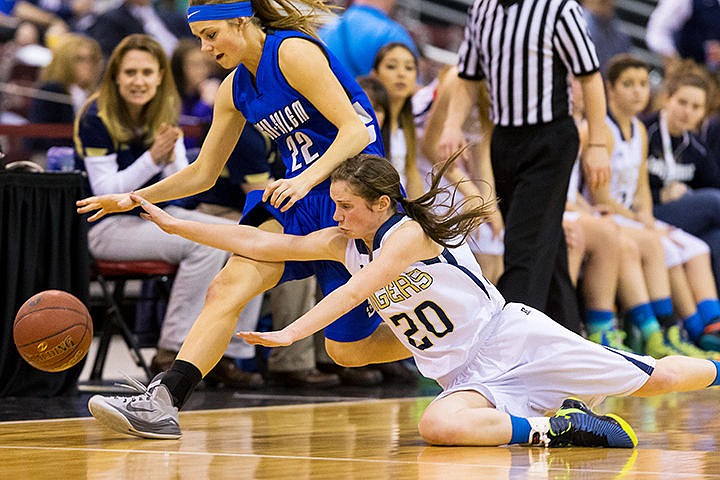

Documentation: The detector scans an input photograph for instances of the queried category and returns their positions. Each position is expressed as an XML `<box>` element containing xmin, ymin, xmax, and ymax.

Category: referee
<box><xmin>438</xmin><ymin>0</ymin><xmax>611</xmax><ymax>333</ymax></box>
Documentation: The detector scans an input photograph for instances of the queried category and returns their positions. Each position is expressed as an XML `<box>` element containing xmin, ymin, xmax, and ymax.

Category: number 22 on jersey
<box><xmin>288</xmin><ymin>101</ymin><xmax>377</xmax><ymax>173</ymax></box>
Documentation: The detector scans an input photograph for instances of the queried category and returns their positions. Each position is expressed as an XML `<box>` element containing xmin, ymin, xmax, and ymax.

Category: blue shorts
<box><xmin>241</xmin><ymin>189</ymin><xmax>382</xmax><ymax>342</ymax></box>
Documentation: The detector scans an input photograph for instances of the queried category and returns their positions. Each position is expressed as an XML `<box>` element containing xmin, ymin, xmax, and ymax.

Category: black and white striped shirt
<box><xmin>457</xmin><ymin>0</ymin><xmax>599</xmax><ymax>127</ymax></box>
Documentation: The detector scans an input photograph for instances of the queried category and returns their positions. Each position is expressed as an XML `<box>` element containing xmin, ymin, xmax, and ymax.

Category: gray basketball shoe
<box><xmin>88</xmin><ymin>374</ymin><xmax>181</xmax><ymax>439</ymax></box>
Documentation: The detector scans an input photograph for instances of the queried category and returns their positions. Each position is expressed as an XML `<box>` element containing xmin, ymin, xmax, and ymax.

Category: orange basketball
<box><xmin>13</xmin><ymin>290</ymin><xmax>93</xmax><ymax>372</ymax></box>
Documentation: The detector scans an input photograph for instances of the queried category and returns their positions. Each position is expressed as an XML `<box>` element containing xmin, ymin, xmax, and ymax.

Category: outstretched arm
<box><xmin>133</xmin><ymin>195</ymin><xmax>346</xmax><ymax>263</ymax></box>
<box><xmin>237</xmin><ymin>222</ymin><xmax>436</xmax><ymax>347</ymax></box>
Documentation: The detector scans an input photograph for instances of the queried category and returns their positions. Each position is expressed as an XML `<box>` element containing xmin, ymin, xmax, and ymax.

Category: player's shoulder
<box><xmin>277</xmin><ymin>34</ymin><xmax>325</xmax><ymax>65</ymax></box>
<box><xmin>386</xmin><ymin>218</ymin><xmax>428</xmax><ymax>246</ymax></box>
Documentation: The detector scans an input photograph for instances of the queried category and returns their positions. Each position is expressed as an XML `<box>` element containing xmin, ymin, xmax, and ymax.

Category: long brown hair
<box><xmin>331</xmin><ymin>150</ymin><xmax>495</xmax><ymax>248</ymax></box>
<box><xmin>372</xmin><ymin>42</ymin><xmax>418</xmax><ymax>177</ymax></box>
<box><xmin>41</xmin><ymin>33</ymin><xmax>102</xmax><ymax>89</ymax></box>
<box><xmin>188</xmin><ymin>0</ymin><xmax>338</xmax><ymax>37</ymax></box>
<box><xmin>77</xmin><ymin>34</ymin><xmax>180</xmax><ymax>146</ymax></box>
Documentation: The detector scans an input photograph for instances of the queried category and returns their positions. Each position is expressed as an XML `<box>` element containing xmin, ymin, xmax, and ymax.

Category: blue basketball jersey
<box><xmin>231</xmin><ymin>29</ymin><xmax>384</xmax><ymax>191</ymax></box>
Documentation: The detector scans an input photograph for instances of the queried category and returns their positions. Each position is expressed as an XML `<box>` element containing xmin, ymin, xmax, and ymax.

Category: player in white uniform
<box><xmin>583</xmin><ymin>54</ymin><xmax>720</xmax><ymax>357</ymax></box>
<box><xmin>127</xmin><ymin>153</ymin><xmax>720</xmax><ymax>448</ymax></box>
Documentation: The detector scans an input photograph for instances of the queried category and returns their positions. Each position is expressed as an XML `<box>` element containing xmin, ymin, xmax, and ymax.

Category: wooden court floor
<box><xmin>2</xmin><ymin>390</ymin><xmax>720</xmax><ymax>479</ymax></box>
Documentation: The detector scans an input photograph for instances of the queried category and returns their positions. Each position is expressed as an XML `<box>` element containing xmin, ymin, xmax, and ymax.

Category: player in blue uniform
<box><xmin>79</xmin><ymin>0</ymin><xmax>387</xmax><ymax>438</ymax></box>
<box><xmin>121</xmin><ymin>153</ymin><xmax>720</xmax><ymax>447</ymax></box>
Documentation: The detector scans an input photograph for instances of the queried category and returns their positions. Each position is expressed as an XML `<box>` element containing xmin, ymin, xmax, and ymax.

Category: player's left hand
<box><xmin>262</xmin><ymin>177</ymin><xmax>311</xmax><ymax>212</ymax></box>
<box><xmin>236</xmin><ymin>329</ymin><xmax>295</xmax><ymax>347</ymax></box>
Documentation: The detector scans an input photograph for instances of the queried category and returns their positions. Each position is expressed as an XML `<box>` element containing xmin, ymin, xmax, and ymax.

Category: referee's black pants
<box><xmin>491</xmin><ymin>117</ymin><xmax>582</xmax><ymax>334</ymax></box>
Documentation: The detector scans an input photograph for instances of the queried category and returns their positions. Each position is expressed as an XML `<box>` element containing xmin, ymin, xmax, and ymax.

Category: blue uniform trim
<box><xmin>438</xmin><ymin>249</ymin><xmax>491</xmax><ymax>300</ymax></box>
<box><xmin>603</xmin><ymin>347</ymin><xmax>655</xmax><ymax>376</ymax></box>
<box><xmin>710</xmin><ymin>360</ymin><xmax>720</xmax><ymax>387</ymax></box>
<box><xmin>354</xmin><ymin>238</ymin><xmax>369</xmax><ymax>255</ymax></box>
<box><xmin>509</xmin><ymin>415</ymin><xmax>532</xmax><ymax>444</ymax></box>
<box><xmin>187</xmin><ymin>2</ymin><xmax>252</xmax><ymax>22</ymax></box>
<box><xmin>372</xmin><ymin>213</ymin><xmax>405</xmax><ymax>250</ymax></box>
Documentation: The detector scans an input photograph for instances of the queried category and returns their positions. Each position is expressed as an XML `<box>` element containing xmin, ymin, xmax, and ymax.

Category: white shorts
<box><xmin>611</xmin><ymin>215</ymin><xmax>710</xmax><ymax>267</ymax></box>
<box><xmin>434</xmin><ymin>303</ymin><xmax>655</xmax><ymax>417</ymax></box>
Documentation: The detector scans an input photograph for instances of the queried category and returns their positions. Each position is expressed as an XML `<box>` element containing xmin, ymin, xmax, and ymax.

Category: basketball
<box><xmin>13</xmin><ymin>290</ymin><xmax>93</xmax><ymax>372</ymax></box>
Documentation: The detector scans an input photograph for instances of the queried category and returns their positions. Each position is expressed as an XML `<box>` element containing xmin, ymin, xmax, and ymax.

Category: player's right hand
<box><xmin>131</xmin><ymin>194</ymin><xmax>178</xmax><ymax>235</ymax></box>
<box><xmin>76</xmin><ymin>193</ymin><xmax>139</xmax><ymax>222</ymax></box>
<box><xmin>235</xmin><ymin>329</ymin><xmax>295</xmax><ymax>347</ymax></box>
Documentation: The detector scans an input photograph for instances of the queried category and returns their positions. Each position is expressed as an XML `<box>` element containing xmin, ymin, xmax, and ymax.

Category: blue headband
<box><xmin>187</xmin><ymin>2</ymin><xmax>253</xmax><ymax>23</ymax></box>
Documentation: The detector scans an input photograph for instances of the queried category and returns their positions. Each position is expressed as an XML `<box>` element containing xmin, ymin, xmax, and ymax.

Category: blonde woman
<box><xmin>28</xmin><ymin>32</ymin><xmax>102</xmax><ymax>151</ymax></box>
<box><xmin>74</xmin><ymin>34</ymin><xmax>264</xmax><ymax>391</ymax></box>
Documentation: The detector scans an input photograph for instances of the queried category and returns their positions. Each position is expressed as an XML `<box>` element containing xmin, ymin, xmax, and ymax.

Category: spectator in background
<box><xmin>0</xmin><ymin>21</ymin><xmax>43</xmax><ymax>124</ymax></box>
<box><xmin>418</xmin><ymin>66</ymin><xmax>504</xmax><ymax>285</ymax></box>
<box><xmin>319</xmin><ymin>0</ymin><xmax>418</xmax><ymax>78</ymax></box>
<box><xmin>87</xmin><ymin>0</ymin><xmax>192</xmax><ymax>57</ymax></box>
<box><xmin>371</xmin><ymin>42</ymin><xmax>423</xmax><ymax>199</ymax></box>
<box><xmin>27</xmin><ymin>32</ymin><xmax>102</xmax><ymax>152</ymax></box>
<box><xmin>581</xmin><ymin>0</ymin><xmax>632</xmax><ymax>73</ymax></box>
<box><xmin>170</xmin><ymin>38</ymin><xmax>221</xmax><ymax>152</ymax></box>
<box><xmin>646</xmin><ymin>0</ymin><xmax>720</xmax><ymax>71</ymax></box>
<box><xmin>356</xmin><ymin>75</ymin><xmax>388</xmax><ymax>128</ymax></box>
<box><xmin>75</xmin><ymin>34</ymin><xmax>263</xmax><ymax>389</ymax></box>
<box><xmin>0</xmin><ymin>0</ymin><xmax>68</xmax><ymax>34</ymax></box>
<box><xmin>643</xmin><ymin>63</ymin><xmax>720</xmax><ymax>327</ymax></box>
<box><xmin>32</xmin><ymin>0</ymin><xmax>97</xmax><ymax>32</ymax></box>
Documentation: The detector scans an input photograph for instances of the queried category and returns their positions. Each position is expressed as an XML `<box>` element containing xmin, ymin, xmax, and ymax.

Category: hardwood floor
<box><xmin>2</xmin><ymin>390</ymin><xmax>720</xmax><ymax>479</ymax></box>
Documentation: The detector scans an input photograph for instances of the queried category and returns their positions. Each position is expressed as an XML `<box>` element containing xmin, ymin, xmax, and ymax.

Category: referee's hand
<box><xmin>582</xmin><ymin>145</ymin><xmax>611</xmax><ymax>190</ymax></box>
<box><xmin>437</xmin><ymin>126</ymin><xmax>469</xmax><ymax>162</ymax></box>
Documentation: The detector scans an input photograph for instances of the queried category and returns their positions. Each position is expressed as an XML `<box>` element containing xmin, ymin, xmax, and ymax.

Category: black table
<box><xmin>0</xmin><ymin>171</ymin><xmax>89</xmax><ymax>396</ymax></box>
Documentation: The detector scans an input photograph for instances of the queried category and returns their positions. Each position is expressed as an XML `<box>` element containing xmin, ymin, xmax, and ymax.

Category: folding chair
<box><xmin>89</xmin><ymin>259</ymin><xmax>178</xmax><ymax>381</ymax></box>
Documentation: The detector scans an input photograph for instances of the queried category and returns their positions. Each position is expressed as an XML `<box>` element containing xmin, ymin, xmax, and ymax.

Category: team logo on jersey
<box><xmin>255</xmin><ymin>100</ymin><xmax>310</xmax><ymax>141</ymax></box>
<box><xmin>369</xmin><ymin>268</ymin><xmax>434</xmax><ymax>311</ymax></box>
<box><xmin>646</xmin><ymin>154</ymin><xmax>696</xmax><ymax>183</ymax></box>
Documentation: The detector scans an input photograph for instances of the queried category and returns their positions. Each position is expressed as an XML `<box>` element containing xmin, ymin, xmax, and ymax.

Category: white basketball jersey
<box><xmin>344</xmin><ymin>214</ymin><xmax>506</xmax><ymax>381</ymax></box>
<box><xmin>566</xmin><ymin>158</ymin><xmax>581</xmax><ymax>204</ymax></box>
<box><xmin>602</xmin><ymin>116</ymin><xmax>644</xmax><ymax>209</ymax></box>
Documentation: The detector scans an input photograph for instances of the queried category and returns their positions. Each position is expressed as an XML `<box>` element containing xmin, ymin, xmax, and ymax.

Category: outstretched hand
<box><xmin>130</xmin><ymin>193</ymin><xmax>179</xmax><ymax>234</ymax></box>
<box><xmin>235</xmin><ymin>329</ymin><xmax>296</xmax><ymax>347</ymax></box>
<box><xmin>76</xmin><ymin>193</ymin><xmax>139</xmax><ymax>222</ymax></box>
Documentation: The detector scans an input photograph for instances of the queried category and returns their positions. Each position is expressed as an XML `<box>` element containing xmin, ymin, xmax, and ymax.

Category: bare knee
<box><xmin>620</xmin><ymin>234</ymin><xmax>640</xmax><ymax>263</ymax></box>
<box><xmin>205</xmin><ymin>257</ymin><xmax>279</xmax><ymax>315</ymax></box>
<box><xmin>418</xmin><ymin>409</ymin><xmax>457</xmax><ymax>445</ymax></box>
<box><xmin>640</xmin><ymin>232</ymin><xmax>665</xmax><ymax>262</ymax></box>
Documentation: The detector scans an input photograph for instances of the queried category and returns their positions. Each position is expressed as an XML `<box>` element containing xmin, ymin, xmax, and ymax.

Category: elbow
<box><xmin>348</xmin><ymin>120</ymin><xmax>371</xmax><ymax>154</ymax></box>
<box><xmin>189</xmin><ymin>162</ymin><xmax>217</xmax><ymax>193</ymax></box>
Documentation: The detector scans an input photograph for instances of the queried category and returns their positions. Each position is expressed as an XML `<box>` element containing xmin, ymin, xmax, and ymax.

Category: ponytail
<box><xmin>332</xmin><ymin>149</ymin><xmax>496</xmax><ymax>249</ymax></box>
